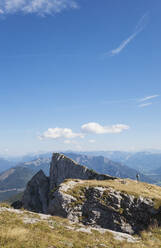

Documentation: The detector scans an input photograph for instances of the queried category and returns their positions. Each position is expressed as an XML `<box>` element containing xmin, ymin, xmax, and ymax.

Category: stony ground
<box><xmin>0</xmin><ymin>204</ymin><xmax>161</xmax><ymax>248</ymax></box>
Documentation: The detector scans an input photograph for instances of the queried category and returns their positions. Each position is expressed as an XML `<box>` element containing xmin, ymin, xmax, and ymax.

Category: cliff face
<box><xmin>49</xmin><ymin>153</ymin><xmax>115</xmax><ymax>190</ymax></box>
<box><xmin>22</xmin><ymin>170</ymin><xmax>49</xmax><ymax>213</ymax></box>
<box><xmin>48</xmin><ymin>179</ymin><xmax>159</xmax><ymax>234</ymax></box>
<box><xmin>21</xmin><ymin>153</ymin><xmax>115</xmax><ymax>214</ymax></box>
<box><xmin>13</xmin><ymin>153</ymin><xmax>161</xmax><ymax>235</ymax></box>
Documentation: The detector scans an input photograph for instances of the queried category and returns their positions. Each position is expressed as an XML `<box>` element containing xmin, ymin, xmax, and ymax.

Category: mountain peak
<box><xmin>50</xmin><ymin>153</ymin><xmax>115</xmax><ymax>189</ymax></box>
<box><xmin>11</xmin><ymin>153</ymin><xmax>161</xmax><ymax>235</ymax></box>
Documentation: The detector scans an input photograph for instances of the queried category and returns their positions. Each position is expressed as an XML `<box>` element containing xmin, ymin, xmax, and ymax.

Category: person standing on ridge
<box><xmin>136</xmin><ymin>173</ymin><xmax>140</xmax><ymax>182</ymax></box>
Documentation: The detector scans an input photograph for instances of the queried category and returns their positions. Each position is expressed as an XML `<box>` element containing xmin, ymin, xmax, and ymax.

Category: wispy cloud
<box><xmin>108</xmin><ymin>31</ymin><xmax>139</xmax><ymax>56</ymax></box>
<box><xmin>107</xmin><ymin>13</ymin><xmax>149</xmax><ymax>56</ymax></box>
<box><xmin>102</xmin><ymin>94</ymin><xmax>159</xmax><ymax>109</ymax></box>
<box><xmin>139</xmin><ymin>95</ymin><xmax>159</xmax><ymax>102</ymax></box>
<box><xmin>139</xmin><ymin>102</ymin><xmax>152</xmax><ymax>108</ymax></box>
<box><xmin>0</xmin><ymin>0</ymin><xmax>78</xmax><ymax>16</ymax></box>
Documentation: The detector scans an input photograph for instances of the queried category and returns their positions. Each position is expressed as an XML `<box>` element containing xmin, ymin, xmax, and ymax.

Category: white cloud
<box><xmin>139</xmin><ymin>95</ymin><xmax>159</xmax><ymax>102</ymax></box>
<box><xmin>81</xmin><ymin>122</ymin><xmax>129</xmax><ymax>134</ymax></box>
<box><xmin>0</xmin><ymin>0</ymin><xmax>78</xmax><ymax>16</ymax></box>
<box><xmin>64</xmin><ymin>139</ymin><xmax>72</xmax><ymax>144</ymax></box>
<box><xmin>64</xmin><ymin>139</ymin><xmax>78</xmax><ymax>144</ymax></box>
<box><xmin>139</xmin><ymin>102</ymin><xmax>152</xmax><ymax>108</ymax></box>
<box><xmin>40</xmin><ymin>127</ymin><xmax>84</xmax><ymax>140</ymax></box>
<box><xmin>107</xmin><ymin>13</ymin><xmax>148</xmax><ymax>56</ymax></box>
<box><xmin>40</xmin><ymin>122</ymin><xmax>130</xmax><ymax>141</ymax></box>
<box><xmin>108</xmin><ymin>31</ymin><xmax>139</xmax><ymax>56</ymax></box>
<box><xmin>88</xmin><ymin>139</ymin><xmax>96</xmax><ymax>143</ymax></box>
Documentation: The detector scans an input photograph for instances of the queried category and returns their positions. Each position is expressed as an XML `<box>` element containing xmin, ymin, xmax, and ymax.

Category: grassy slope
<box><xmin>1</xmin><ymin>179</ymin><xmax>161</xmax><ymax>248</ymax></box>
<box><xmin>65</xmin><ymin>178</ymin><xmax>161</xmax><ymax>208</ymax></box>
<box><xmin>0</xmin><ymin>204</ymin><xmax>161</xmax><ymax>248</ymax></box>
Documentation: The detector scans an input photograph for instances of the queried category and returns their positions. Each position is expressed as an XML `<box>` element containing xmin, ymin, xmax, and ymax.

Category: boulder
<box><xmin>11</xmin><ymin>200</ymin><xmax>23</xmax><ymax>209</ymax></box>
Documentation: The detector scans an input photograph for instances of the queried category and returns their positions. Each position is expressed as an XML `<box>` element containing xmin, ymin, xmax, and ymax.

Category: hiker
<box><xmin>136</xmin><ymin>173</ymin><xmax>140</xmax><ymax>182</ymax></box>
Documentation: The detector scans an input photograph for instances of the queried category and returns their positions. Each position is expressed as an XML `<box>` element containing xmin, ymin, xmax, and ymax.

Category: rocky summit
<box><xmin>49</xmin><ymin>153</ymin><xmax>115</xmax><ymax>189</ymax></box>
<box><xmin>12</xmin><ymin>153</ymin><xmax>161</xmax><ymax>235</ymax></box>
<box><xmin>18</xmin><ymin>153</ymin><xmax>115</xmax><ymax>213</ymax></box>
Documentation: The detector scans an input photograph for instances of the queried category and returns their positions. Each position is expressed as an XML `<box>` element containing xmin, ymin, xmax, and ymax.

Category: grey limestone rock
<box><xmin>21</xmin><ymin>153</ymin><xmax>115</xmax><ymax>214</ymax></box>
<box><xmin>22</xmin><ymin>170</ymin><xmax>49</xmax><ymax>213</ymax></box>
<box><xmin>15</xmin><ymin>152</ymin><xmax>161</xmax><ymax>235</ymax></box>
<box><xmin>49</xmin><ymin>153</ymin><xmax>115</xmax><ymax>190</ymax></box>
<box><xmin>48</xmin><ymin>180</ymin><xmax>159</xmax><ymax>234</ymax></box>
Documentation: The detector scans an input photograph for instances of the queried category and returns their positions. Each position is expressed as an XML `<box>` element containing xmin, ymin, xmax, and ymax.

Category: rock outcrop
<box><xmin>48</xmin><ymin>179</ymin><xmax>160</xmax><ymax>234</ymax></box>
<box><xmin>13</xmin><ymin>152</ymin><xmax>161</xmax><ymax>235</ymax></box>
<box><xmin>21</xmin><ymin>153</ymin><xmax>115</xmax><ymax>214</ymax></box>
<box><xmin>49</xmin><ymin>153</ymin><xmax>115</xmax><ymax>189</ymax></box>
<box><xmin>22</xmin><ymin>170</ymin><xmax>49</xmax><ymax>213</ymax></box>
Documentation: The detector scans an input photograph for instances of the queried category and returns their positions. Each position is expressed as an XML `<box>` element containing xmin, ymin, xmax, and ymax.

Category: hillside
<box><xmin>1</xmin><ymin>178</ymin><xmax>161</xmax><ymax>247</ymax></box>
<box><xmin>18</xmin><ymin>157</ymin><xmax>51</xmax><ymax>175</ymax></box>
<box><xmin>0</xmin><ymin>158</ymin><xmax>50</xmax><ymax>201</ymax></box>
<box><xmin>0</xmin><ymin>158</ymin><xmax>15</xmax><ymax>173</ymax></box>
<box><xmin>14</xmin><ymin>153</ymin><xmax>161</xmax><ymax>234</ymax></box>
<box><xmin>3</xmin><ymin>152</ymin><xmax>161</xmax><ymax>248</ymax></box>
<box><xmin>0</xmin><ymin>166</ymin><xmax>34</xmax><ymax>201</ymax></box>
<box><xmin>0</xmin><ymin>166</ymin><xmax>35</xmax><ymax>190</ymax></box>
<box><xmin>1</xmin><ymin>203</ymin><xmax>161</xmax><ymax>248</ymax></box>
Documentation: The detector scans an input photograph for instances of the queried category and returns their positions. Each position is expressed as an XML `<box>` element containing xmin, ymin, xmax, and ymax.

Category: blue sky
<box><xmin>0</xmin><ymin>0</ymin><xmax>161</xmax><ymax>156</ymax></box>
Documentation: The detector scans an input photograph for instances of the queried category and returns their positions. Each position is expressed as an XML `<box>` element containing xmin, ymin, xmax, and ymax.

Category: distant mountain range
<box><xmin>17</xmin><ymin>157</ymin><xmax>51</xmax><ymax>176</ymax></box>
<box><xmin>63</xmin><ymin>153</ymin><xmax>155</xmax><ymax>183</ymax></box>
<box><xmin>0</xmin><ymin>158</ymin><xmax>51</xmax><ymax>202</ymax></box>
<box><xmin>78</xmin><ymin>151</ymin><xmax>161</xmax><ymax>172</ymax></box>
<box><xmin>0</xmin><ymin>153</ymin><xmax>157</xmax><ymax>202</ymax></box>
<box><xmin>2</xmin><ymin>150</ymin><xmax>161</xmax><ymax>173</ymax></box>
<box><xmin>0</xmin><ymin>158</ymin><xmax>15</xmax><ymax>173</ymax></box>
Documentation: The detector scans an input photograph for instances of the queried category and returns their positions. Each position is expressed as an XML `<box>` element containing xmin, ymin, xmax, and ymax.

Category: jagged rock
<box><xmin>13</xmin><ymin>152</ymin><xmax>161</xmax><ymax>235</ymax></box>
<box><xmin>20</xmin><ymin>153</ymin><xmax>115</xmax><ymax>214</ymax></box>
<box><xmin>48</xmin><ymin>179</ymin><xmax>159</xmax><ymax>234</ymax></box>
<box><xmin>11</xmin><ymin>200</ymin><xmax>23</xmax><ymax>209</ymax></box>
<box><xmin>22</xmin><ymin>170</ymin><xmax>49</xmax><ymax>213</ymax></box>
<box><xmin>49</xmin><ymin>153</ymin><xmax>115</xmax><ymax>190</ymax></box>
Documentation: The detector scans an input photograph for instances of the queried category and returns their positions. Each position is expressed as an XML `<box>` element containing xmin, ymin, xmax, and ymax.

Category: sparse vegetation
<box><xmin>67</xmin><ymin>186</ymin><xmax>86</xmax><ymax>207</ymax></box>
<box><xmin>1</xmin><ymin>205</ymin><xmax>161</xmax><ymax>247</ymax></box>
<box><xmin>65</xmin><ymin>179</ymin><xmax>161</xmax><ymax>206</ymax></box>
<box><xmin>0</xmin><ymin>202</ymin><xmax>11</xmax><ymax>208</ymax></box>
<box><xmin>1</xmin><ymin>178</ymin><xmax>161</xmax><ymax>247</ymax></box>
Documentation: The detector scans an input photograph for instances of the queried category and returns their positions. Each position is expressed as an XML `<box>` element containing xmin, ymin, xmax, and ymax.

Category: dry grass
<box><xmin>65</xmin><ymin>178</ymin><xmax>161</xmax><ymax>207</ymax></box>
<box><xmin>0</xmin><ymin>204</ymin><xmax>161</xmax><ymax>247</ymax></box>
<box><xmin>1</xmin><ymin>178</ymin><xmax>161</xmax><ymax>247</ymax></box>
<box><xmin>0</xmin><ymin>210</ymin><xmax>118</xmax><ymax>248</ymax></box>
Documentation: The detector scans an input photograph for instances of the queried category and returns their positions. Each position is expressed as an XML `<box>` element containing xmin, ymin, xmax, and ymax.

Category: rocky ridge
<box><xmin>18</xmin><ymin>153</ymin><xmax>115</xmax><ymax>213</ymax></box>
<box><xmin>13</xmin><ymin>153</ymin><xmax>161</xmax><ymax>235</ymax></box>
<box><xmin>48</xmin><ymin>179</ymin><xmax>160</xmax><ymax>234</ymax></box>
